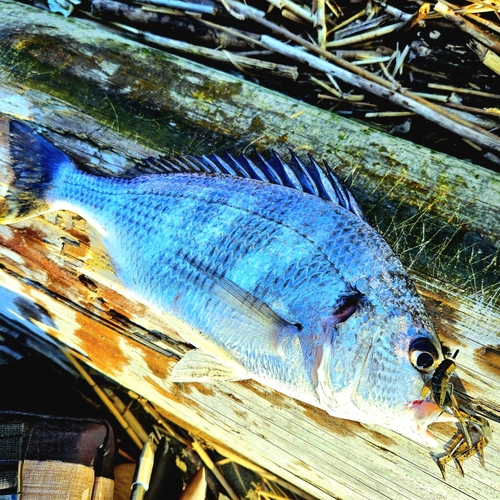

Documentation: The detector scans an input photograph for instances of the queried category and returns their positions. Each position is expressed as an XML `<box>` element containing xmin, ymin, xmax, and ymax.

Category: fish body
<box><xmin>0</xmin><ymin>120</ymin><xmax>452</xmax><ymax>445</ymax></box>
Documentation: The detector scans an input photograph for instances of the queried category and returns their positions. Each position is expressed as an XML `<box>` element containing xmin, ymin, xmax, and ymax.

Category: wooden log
<box><xmin>0</xmin><ymin>1</ymin><xmax>499</xmax><ymax>498</ymax></box>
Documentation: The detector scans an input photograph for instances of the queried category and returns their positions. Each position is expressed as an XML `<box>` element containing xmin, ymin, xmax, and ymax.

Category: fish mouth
<box><xmin>408</xmin><ymin>400</ymin><xmax>457</xmax><ymax>447</ymax></box>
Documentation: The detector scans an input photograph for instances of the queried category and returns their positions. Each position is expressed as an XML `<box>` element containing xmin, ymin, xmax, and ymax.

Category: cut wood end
<box><xmin>434</xmin><ymin>2</ymin><xmax>451</xmax><ymax>16</ymax></box>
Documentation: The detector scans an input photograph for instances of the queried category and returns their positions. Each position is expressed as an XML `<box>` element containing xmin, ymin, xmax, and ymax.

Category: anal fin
<box><xmin>170</xmin><ymin>349</ymin><xmax>250</xmax><ymax>383</ymax></box>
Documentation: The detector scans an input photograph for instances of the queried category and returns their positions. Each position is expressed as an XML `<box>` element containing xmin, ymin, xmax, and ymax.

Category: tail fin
<box><xmin>0</xmin><ymin>118</ymin><xmax>73</xmax><ymax>223</ymax></box>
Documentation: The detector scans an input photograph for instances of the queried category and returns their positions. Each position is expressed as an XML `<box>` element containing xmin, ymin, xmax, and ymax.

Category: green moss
<box><xmin>366</xmin><ymin>193</ymin><xmax>500</xmax><ymax>308</ymax></box>
<box><xmin>0</xmin><ymin>33</ymin><xmax>241</xmax><ymax>156</ymax></box>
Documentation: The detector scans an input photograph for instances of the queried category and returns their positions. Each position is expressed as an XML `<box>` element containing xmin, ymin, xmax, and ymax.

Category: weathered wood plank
<box><xmin>0</xmin><ymin>2</ymin><xmax>499</xmax><ymax>498</ymax></box>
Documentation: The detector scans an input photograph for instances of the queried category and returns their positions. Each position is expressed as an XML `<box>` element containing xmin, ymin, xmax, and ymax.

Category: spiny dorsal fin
<box><xmin>145</xmin><ymin>151</ymin><xmax>366</xmax><ymax>221</ymax></box>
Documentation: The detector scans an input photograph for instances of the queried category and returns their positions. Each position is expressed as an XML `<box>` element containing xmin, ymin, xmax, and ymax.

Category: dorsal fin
<box><xmin>144</xmin><ymin>150</ymin><xmax>366</xmax><ymax>220</ymax></box>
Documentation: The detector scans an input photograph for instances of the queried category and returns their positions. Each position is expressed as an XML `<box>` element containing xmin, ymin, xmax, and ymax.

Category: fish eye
<box><xmin>409</xmin><ymin>338</ymin><xmax>439</xmax><ymax>372</ymax></box>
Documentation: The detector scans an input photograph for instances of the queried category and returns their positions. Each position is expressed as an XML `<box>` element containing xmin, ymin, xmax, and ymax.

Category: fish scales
<box><xmin>2</xmin><ymin>120</ymin><xmax>465</xmax><ymax>448</ymax></box>
<box><xmin>53</xmin><ymin>172</ymin><xmax>356</xmax><ymax>401</ymax></box>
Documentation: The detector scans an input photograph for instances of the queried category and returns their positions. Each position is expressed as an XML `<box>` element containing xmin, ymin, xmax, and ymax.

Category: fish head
<box><xmin>313</xmin><ymin>292</ymin><xmax>453</xmax><ymax>447</ymax></box>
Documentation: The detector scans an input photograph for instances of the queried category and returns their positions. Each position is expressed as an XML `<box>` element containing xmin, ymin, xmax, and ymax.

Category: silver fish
<box><xmin>1</xmin><ymin>120</ymin><xmax>455</xmax><ymax>446</ymax></box>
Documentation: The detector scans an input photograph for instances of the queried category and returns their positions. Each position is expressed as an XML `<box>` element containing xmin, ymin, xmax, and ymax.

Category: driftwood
<box><xmin>0</xmin><ymin>1</ymin><xmax>499</xmax><ymax>499</ymax></box>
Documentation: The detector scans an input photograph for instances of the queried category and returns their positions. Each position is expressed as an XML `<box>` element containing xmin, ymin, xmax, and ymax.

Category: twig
<box><xmin>406</xmin><ymin>3</ymin><xmax>432</xmax><ymax>31</ymax></box>
<box><xmin>310</xmin><ymin>75</ymin><xmax>365</xmax><ymax>100</ymax></box>
<box><xmin>434</xmin><ymin>2</ymin><xmax>500</xmax><ymax>54</ymax></box>
<box><xmin>62</xmin><ymin>348</ymin><xmax>144</xmax><ymax>449</ymax></box>
<box><xmin>440</xmin><ymin>107</ymin><xmax>500</xmax><ymax>130</ymax></box>
<box><xmin>442</xmin><ymin>101</ymin><xmax>500</xmax><ymax>119</ymax></box>
<box><xmin>221</xmin><ymin>0</ymin><xmax>500</xmax><ymax>152</ymax></box>
<box><xmin>333</xmin><ymin>13</ymin><xmax>390</xmax><ymax>40</ymax></box>
<box><xmin>260</xmin><ymin>35</ymin><xmax>500</xmax><ymax>150</ymax></box>
<box><xmin>440</xmin><ymin>0</ymin><xmax>500</xmax><ymax>35</ymax></box>
<box><xmin>405</xmin><ymin>63</ymin><xmax>448</xmax><ymax>80</ymax></box>
<box><xmin>428</xmin><ymin>83</ymin><xmax>500</xmax><ymax>99</ymax></box>
<box><xmin>463</xmin><ymin>137</ymin><xmax>483</xmax><ymax>150</ymax></box>
<box><xmin>328</xmin><ymin>8</ymin><xmax>365</xmax><ymax>35</ymax></box>
<box><xmin>313</xmin><ymin>0</ymin><xmax>327</xmax><ymax>48</ymax></box>
<box><xmin>103</xmin><ymin>387</ymin><xmax>150</xmax><ymax>443</ymax></box>
<box><xmin>326</xmin><ymin>0</ymin><xmax>342</xmax><ymax>18</ymax></box>
<box><xmin>379</xmin><ymin>61</ymin><xmax>398</xmax><ymax>85</ymax></box>
<box><xmin>191</xmin><ymin>440</ymin><xmax>239</xmax><ymax>500</ymax></box>
<box><xmin>325</xmin><ymin>21</ymin><xmax>406</xmax><ymax>47</ymax></box>
<box><xmin>281</xmin><ymin>8</ymin><xmax>304</xmax><ymax>24</ymax></box>
<box><xmin>413</xmin><ymin>92</ymin><xmax>449</xmax><ymax>102</ymax></box>
<box><xmin>114</xmin><ymin>23</ymin><xmax>299</xmax><ymax>79</ymax></box>
<box><xmin>390</xmin><ymin>44</ymin><xmax>410</xmax><ymax>77</ymax></box>
<box><xmin>464</xmin><ymin>10</ymin><xmax>500</xmax><ymax>35</ymax></box>
<box><xmin>468</xmin><ymin>39</ymin><xmax>500</xmax><ymax>76</ymax></box>
<box><xmin>133</xmin><ymin>395</ymin><xmax>191</xmax><ymax>446</ymax></box>
<box><xmin>376</xmin><ymin>2</ymin><xmax>412</xmax><ymax>22</ymax></box>
<box><xmin>258</xmin><ymin>492</ymin><xmax>292</xmax><ymax>500</ymax></box>
<box><xmin>333</xmin><ymin>49</ymin><xmax>392</xmax><ymax>60</ymax></box>
<box><xmin>137</xmin><ymin>0</ymin><xmax>218</xmax><ymax>15</ymax></box>
<box><xmin>350</xmin><ymin>56</ymin><xmax>393</xmax><ymax>64</ymax></box>
<box><xmin>365</xmin><ymin>111</ymin><xmax>415</xmax><ymax>117</ymax></box>
<box><xmin>266</xmin><ymin>0</ymin><xmax>314</xmax><ymax>24</ymax></box>
<box><xmin>195</xmin><ymin>17</ymin><xmax>262</xmax><ymax>49</ymax></box>
<box><xmin>210</xmin><ymin>444</ymin><xmax>317</xmax><ymax>500</ymax></box>
<box><xmin>318</xmin><ymin>94</ymin><xmax>376</xmax><ymax>106</ymax></box>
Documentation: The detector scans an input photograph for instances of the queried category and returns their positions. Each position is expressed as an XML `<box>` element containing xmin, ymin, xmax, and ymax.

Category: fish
<box><xmin>0</xmin><ymin>119</ymin><xmax>456</xmax><ymax>447</ymax></box>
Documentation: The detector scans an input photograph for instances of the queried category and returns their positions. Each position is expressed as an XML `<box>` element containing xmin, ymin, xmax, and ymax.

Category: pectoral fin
<box><xmin>184</xmin><ymin>254</ymin><xmax>302</xmax><ymax>356</ymax></box>
<box><xmin>170</xmin><ymin>349</ymin><xmax>250</xmax><ymax>382</ymax></box>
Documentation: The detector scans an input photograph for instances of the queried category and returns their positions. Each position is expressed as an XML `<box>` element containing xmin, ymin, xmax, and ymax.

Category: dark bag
<box><xmin>0</xmin><ymin>411</ymin><xmax>115</xmax><ymax>499</ymax></box>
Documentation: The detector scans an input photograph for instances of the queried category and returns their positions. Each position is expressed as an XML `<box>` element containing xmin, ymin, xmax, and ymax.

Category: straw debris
<box><xmin>30</xmin><ymin>0</ymin><xmax>500</xmax><ymax>164</ymax></box>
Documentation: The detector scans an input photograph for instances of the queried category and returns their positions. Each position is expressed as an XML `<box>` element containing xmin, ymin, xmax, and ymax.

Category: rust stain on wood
<box><xmin>0</xmin><ymin>223</ymin><xmax>75</xmax><ymax>294</ymax></box>
<box><xmin>73</xmin><ymin>317</ymin><xmax>129</xmax><ymax>377</ymax></box>
<box><xmin>141</xmin><ymin>349</ymin><xmax>173</xmax><ymax>380</ymax></box>
<box><xmin>190</xmin><ymin>382</ymin><xmax>216</xmax><ymax>398</ymax></box>
<box><xmin>474</xmin><ymin>345</ymin><xmax>500</xmax><ymax>378</ymax></box>
<box><xmin>143</xmin><ymin>374</ymin><xmax>203</xmax><ymax>416</ymax></box>
<box><xmin>420</xmin><ymin>294</ymin><xmax>466</xmax><ymax>349</ymax></box>
<box><xmin>98</xmin><ymin>286</ymin><xmax>147</xmax><ymax>322</ymax></box>
<box><xmin>296</xmin><ymin>399</ymin><xmax>399</xmax><ymax>449</ymax></box>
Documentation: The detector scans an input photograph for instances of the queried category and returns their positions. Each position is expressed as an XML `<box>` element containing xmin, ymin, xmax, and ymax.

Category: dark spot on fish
<box><xmin>333</xmin><ymin>293</ymin><xmax>362</xmax><ymax>324</ymax></box>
